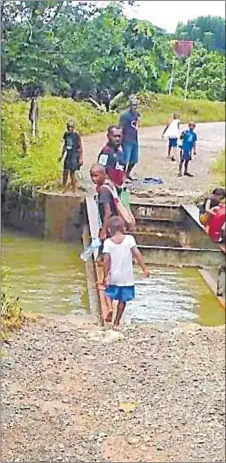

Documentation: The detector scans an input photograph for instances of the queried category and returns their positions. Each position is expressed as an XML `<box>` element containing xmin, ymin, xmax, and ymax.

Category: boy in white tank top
<box><xmin>103</xmin><ymin>216</ymin><xmax>149</xmax><ymax>327</ymax></box>
<box><xmin>162</xmin><ymin>112</ymin><xmax>180</xmax><ymax>161</ymax></box>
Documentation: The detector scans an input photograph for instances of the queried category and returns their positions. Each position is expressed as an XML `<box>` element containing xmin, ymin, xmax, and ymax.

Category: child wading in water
<box><xmin>58</xmin><ymin>119</ymin><xmax>83</xmax><ymax>193</ymax></box>
<box><xmin>103</xmin><ymin>216</ymin><xmax>149</xmax><ymax>327</ymax></box>
<box><xmin>178</xmin><ymin>121</ymin><xmax>197</xmax><ymax>177</ymax></box>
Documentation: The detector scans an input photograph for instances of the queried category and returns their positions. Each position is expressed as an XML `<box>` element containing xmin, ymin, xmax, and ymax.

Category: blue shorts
<box><xmin>123</xmin><ymin>142</ymin><xmax>139</xmax><ymax>165</ymax></box>
<box><xmin>169</xmin><ymin>138</ymin><xmax>178</xmax><ymax>148</ymax></box>
<box><xmin>105</xmin><ymin>285</ymin><xmax>135</xmax><ymax>303</ymax></box>
<box><xmin>180</xmin><ymin>149</ymin><xmax>191</xmax><ymax>161</ymax></box>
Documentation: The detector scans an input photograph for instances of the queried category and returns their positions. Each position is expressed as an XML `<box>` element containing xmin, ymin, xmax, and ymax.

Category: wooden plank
<box><xmin>198</xmin><ymin>269</ymin><xmax>225</xmax><ymax>310</ymax></box>
<box><xmin>85</xmin><ymin>195</ymin><xmax>110</xmax><ymax>324</ymax></box>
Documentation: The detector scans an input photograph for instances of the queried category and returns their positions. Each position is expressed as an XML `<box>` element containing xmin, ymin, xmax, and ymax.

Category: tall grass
<box><xmin>2</xmin><ymin>93</ymin><xmax>225</xmax><ymax>189</ymax></box>
<box><xmin>212</xmin><ymin>150</ymin><xmax>225</xmax><ymax>187</ymax></box>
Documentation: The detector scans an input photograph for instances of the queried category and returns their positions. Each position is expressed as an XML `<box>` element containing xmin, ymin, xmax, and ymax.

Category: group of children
<box><xmin>162</xmin><ymin>113</ymin><xmax>197</xmax><ymax>177</ymax></box>
<box><xmin>58</xmin><ymin>113</ymin><xmax>224</xmax><ymax>326</ymax></box>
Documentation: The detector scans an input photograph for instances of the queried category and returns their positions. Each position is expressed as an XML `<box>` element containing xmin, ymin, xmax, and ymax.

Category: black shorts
<box><xmin>64</xmin><ymin>156</ymin><xmax>79</xmax><ymax>172</ymax></box>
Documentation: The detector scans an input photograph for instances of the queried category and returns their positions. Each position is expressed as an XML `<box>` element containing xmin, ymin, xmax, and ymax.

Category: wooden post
<box><xmin>29</xmin><ymin>97</ymin><xmax>39</xmax><ymax>138</ymax></box>
<box><xmin>168</xmin><ymin>55</ymin><xmax>176</xmax><ymax>96</ymax></box>
<box><xmin>184</xmin><ymin>56</ymin><xmax>191</xmax><ymax>101</ymax></box>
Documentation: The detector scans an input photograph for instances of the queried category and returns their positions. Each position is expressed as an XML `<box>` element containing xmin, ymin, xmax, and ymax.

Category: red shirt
<box><xmin>98</xmin><ymin>144</ymin><xmax>126</xmax><ymax>187</ymax></box>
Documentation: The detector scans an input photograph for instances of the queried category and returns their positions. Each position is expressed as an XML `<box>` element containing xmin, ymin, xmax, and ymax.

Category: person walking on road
<box><xmin>162</xmin><ymin>112</ymin><xmax>180</xmax><ymax>161</ymax></box>
<box><xmin>119</xmin><ymin>97</ymin><xmax>140</xmax><ymax>181</ymax></box>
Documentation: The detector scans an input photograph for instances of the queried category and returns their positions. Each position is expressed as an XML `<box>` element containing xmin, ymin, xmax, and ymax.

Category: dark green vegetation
<box><xmin>1</xmin><ymin>1</ymin><xmax>225</xmax><ymax>101</ymax></box>
<box><xmin>176</xmin><ymin>16</ymin><xmax>225</xmax><ymax>52</ymax></box>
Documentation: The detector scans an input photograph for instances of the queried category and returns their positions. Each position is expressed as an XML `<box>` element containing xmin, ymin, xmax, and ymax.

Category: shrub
<box><xmin>1</xmin><ymin>267</ymin><xmax>25</xmax><ymax>341</ymax></box>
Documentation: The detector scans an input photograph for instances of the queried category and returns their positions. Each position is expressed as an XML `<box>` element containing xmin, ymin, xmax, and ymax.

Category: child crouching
<box><xmin>103</xmin><ymin>216</ymin><xmax>149</xmax><ymax>327</ymax></box>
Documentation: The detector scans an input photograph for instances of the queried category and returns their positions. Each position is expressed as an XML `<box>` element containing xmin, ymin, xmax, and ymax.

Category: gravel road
<box><xmin>2</xmin><ymin>317</ymin><xmax>225</xmax><ymax>462</ymax></box>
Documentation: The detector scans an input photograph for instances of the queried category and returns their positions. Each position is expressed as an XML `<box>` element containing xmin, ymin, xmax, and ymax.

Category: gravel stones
<box><xmin>2</xmin><ymin>318</ymin><xmax>225</xmax><ymax>462</ymax></box>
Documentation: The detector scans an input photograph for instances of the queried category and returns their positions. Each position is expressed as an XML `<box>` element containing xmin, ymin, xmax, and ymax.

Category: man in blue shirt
<box><xmin>119</xmin><ymin>97</ymin><xmax>140</xmax><ymax>181</ymax></box>
<box><xmin>178</xmin><ymin>122</ymin><xmax>197</xmax><ymax>177</ymax></box>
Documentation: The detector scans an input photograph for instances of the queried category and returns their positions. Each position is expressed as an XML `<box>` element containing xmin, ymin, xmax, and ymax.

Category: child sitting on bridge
<box><xmin>103</xmin><ymin>216</ymin><xmax>149</xmax><ymax>327</ymax></box>
<box><xmin>199</xmin><ymin>187</ymin><xmax>226</xmax><ymax>227</ymax></box>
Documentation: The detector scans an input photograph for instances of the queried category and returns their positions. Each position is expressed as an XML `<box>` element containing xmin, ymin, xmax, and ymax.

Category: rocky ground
<box><xmin>2</xmin><ymin>317</ymin><xmax>225</xmax><ymax>463</ymax></box>
<box><xmin>82</xmin><ymin>122</ymin><xmax>224</xmax><ymax>204</ymax></box>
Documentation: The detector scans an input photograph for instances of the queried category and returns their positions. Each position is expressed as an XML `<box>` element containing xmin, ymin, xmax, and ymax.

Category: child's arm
<box><xmin>205</xmin><ymin>198</ymin><xmax>219</xmax><ymax>216</ymax></box>
<box><xmin>193</xmin><ymin>142</ymin><xmax>197</xmax><ymax>155</ymax></box>
<box><xmin>77</xmin><ymin>135</ymin><xmax>83</xmax><ymax>166</ymax></box>
<box><xmin>162</xmin><ymin>120</ymin><xmax>169</xmax><ymax>137</ymax></box>
<box><xmin>103</xmin><ymin>253</ymin><xmax>111</xmax><ymax>286</ymax></box>
<box><xmin>179</xmin><ymin>131</ymin><xmax>185</xmax><ymax>140</ymax></box>
<box><xmin>58</xmin><ymin>139</ymin><xmax>67</xmax><ymax>162</ymax></box>
<box><xmin>132</xmin><ymin>246</ymin><xmax>149</xmax><ymax>277</ymax></box>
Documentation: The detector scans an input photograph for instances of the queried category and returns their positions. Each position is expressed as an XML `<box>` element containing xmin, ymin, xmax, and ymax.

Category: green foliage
<box><xmin>175</xmin><ymin>16</ymin><xmax>225</xmax><ymax>52</ymax></box>
<box><xmin>1</xmin><ymin>266</ymin><xmax>24</xmax><ymax>341</ymax></box>
<box><xmin>2</xmin><ymin>1</ymin><xmax>224</xmax><ymax>101</ymax></box>
<box><xmin>2</xmin><ymin>94</ymin><xmax>225</xmax><ymax>189</ymax></box>
<box><xmin>170</xmin><ymin>45</ymin><xmax>225</xmax><ymax>102</ymax></box>
<box><xmin>212</xmin><ymin>150</ymin><xmax>225</xmax><ymax>187</ymax></box>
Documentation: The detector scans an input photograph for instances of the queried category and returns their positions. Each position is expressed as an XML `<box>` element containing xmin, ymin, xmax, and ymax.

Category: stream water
<box><xmin>2</xmin><ymin>228</ymin><xmax>89</xmax><ymax>315</ymax></box>
<box><xmin>124</xmin><ymin>267</ymin><xmax>225</xmax><ymax>327</ymax></box>
<box><xmin>2</xmin><ymin>228</ymin><xmax>225</xmax><ymax>326</ymax></box>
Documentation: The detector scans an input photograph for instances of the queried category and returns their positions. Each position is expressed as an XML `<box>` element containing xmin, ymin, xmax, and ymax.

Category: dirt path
<box><xmin>82</xmin><ymin>122</ymin><xmax>224</xmax><ymax>203</ymax></box>
<box><xmin>2</xmin><ymin>318</ymin><xmax>225</xmax><ymax>463</ymax></box>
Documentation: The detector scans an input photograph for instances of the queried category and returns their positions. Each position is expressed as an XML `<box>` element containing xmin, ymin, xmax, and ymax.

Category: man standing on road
<box><xmin>119</xmin><ymin>97</ymin><xmax>140</xmax><ymax>181</ymax></box>
<box><xmin>98</xmin><ymin>125</ymin><xmax>126</xmax><ymax>190</ymax></box>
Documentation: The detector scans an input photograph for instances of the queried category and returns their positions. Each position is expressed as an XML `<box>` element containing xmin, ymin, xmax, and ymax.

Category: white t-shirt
<box><xmin>103</xmin><ymin>235</ymin><xmax>136</xmax><ymax>286</ymax></box>
<box><xmin>164</xmin><ymin>119</ymin><xmax>180</xmax><ymax>139</ymax></box>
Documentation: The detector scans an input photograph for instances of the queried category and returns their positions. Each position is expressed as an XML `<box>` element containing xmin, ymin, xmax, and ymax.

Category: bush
<box><xmin>1</xmin><ymin>267</ymin><xmax>25</xmax><ymax>341</ymax></box>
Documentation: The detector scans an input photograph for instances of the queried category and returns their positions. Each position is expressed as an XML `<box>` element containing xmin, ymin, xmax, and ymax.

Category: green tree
<box><xmin>175</xmin><ymin>16</ymin><xmax>225</xmax><ymax>52</ymax></box>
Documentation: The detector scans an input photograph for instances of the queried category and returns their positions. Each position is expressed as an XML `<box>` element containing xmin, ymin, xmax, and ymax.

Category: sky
<box><xmin>96</xmin><ymin>1</ymin><xmax>225</xmax><ymax>33</ymax></box>
<box><xmin>125</xmin><ymin>1</ymin><xmax>225</xmax><ymax>32</ymax></box>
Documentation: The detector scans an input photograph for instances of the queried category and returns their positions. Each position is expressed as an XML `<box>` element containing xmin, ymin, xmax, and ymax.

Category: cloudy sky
<box><xmin>124</xmin><ymin>1</ymin><xmax>225</xmax><ymax>32</ymax></box>
<box><xmin>96</xmin><ymin>1</ymin><xmax>225</xmax><ymax>33</ymax></box>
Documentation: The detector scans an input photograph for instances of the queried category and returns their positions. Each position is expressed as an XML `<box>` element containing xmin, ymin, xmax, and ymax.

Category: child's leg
<box><xmin>62</xmin><ymin>169</ymin><xmax>69</xmax><ymax>191</ymax></box>
<box><xmin>178</xmin><ymin>159</ymin><xmax>184</xmax><ymax>176</ymax></box>
<box><xmin>167</xmin><ymin>141</ymin><xmax>171</xmax><ymax>158</ymax></box>
<box><xmin>171</xmin><ymin>146</ymin><xmax>176</xmax><ymax>161</ymax></box>
<box><xmin>184</xmin><ymin>160</ymin><xmax>193</xmax><ymax>176</ymax></box>
<box><xmin>70</xmin><ymin>170</ymin><xmax>79</xmax><ymax>193</ymax></box>
<box><xmin>114</xmin><ymin>301</ymin><xmax>126</xmax><ymax>327</ymax></box>
<box><xmin>105</xmin><ymin>295</ymin><xmax>113</xmax><ymax>322</ymax></box>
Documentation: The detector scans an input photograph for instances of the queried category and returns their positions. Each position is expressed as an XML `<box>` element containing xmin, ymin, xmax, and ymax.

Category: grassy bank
<box><xmin>212</xmin><ymin>150</ymin><xmax>225</xmax><ymax>187</ymax></box>
<box><xmin>2</xmin><ymin>93</ymin><xmax>225</xmax><ymax>189</ymax></box>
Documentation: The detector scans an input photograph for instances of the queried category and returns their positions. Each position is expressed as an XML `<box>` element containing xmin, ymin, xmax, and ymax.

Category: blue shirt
<box><xmin>182</xmin><ymin>130</ymin><xmax>197</xmax><ymax>152</ymax></box>
<box><xmin>119</xmin><ymin>110</ymin><xmax>139</xmax><ymax>143</ymax></box>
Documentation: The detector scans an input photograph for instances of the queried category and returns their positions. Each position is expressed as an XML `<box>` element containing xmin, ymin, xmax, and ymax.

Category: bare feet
<box><xmin>105</xmin><ymin>311</ymin><xmax>113</xmax><ymax>323</ymax></box>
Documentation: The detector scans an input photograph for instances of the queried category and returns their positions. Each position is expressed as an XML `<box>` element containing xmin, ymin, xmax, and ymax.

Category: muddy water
<box><xmin>2</xmin><ymin>228</ymin><xmax>89</xmax><ymax>314</ymax></box>
<box><xmin>124</xmin><ymin>267</ymin><xmax>225</xmax><ymax>327</ymax></box>
<box><xmin>2</xmin><ymin>229</ymin><xmax>225</xmax><ymax>326</ymax></box>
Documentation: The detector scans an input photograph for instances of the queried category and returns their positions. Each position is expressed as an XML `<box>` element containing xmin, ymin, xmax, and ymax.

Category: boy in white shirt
<box><xmin>162</xmin><ymin>112</ymin><xmax>180</xmax><ymax>161</ymax></box>
<box><xmin>103</xmin><ymin>216</ymin><xmax>149</xmax><ymax>327</ymax></box>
